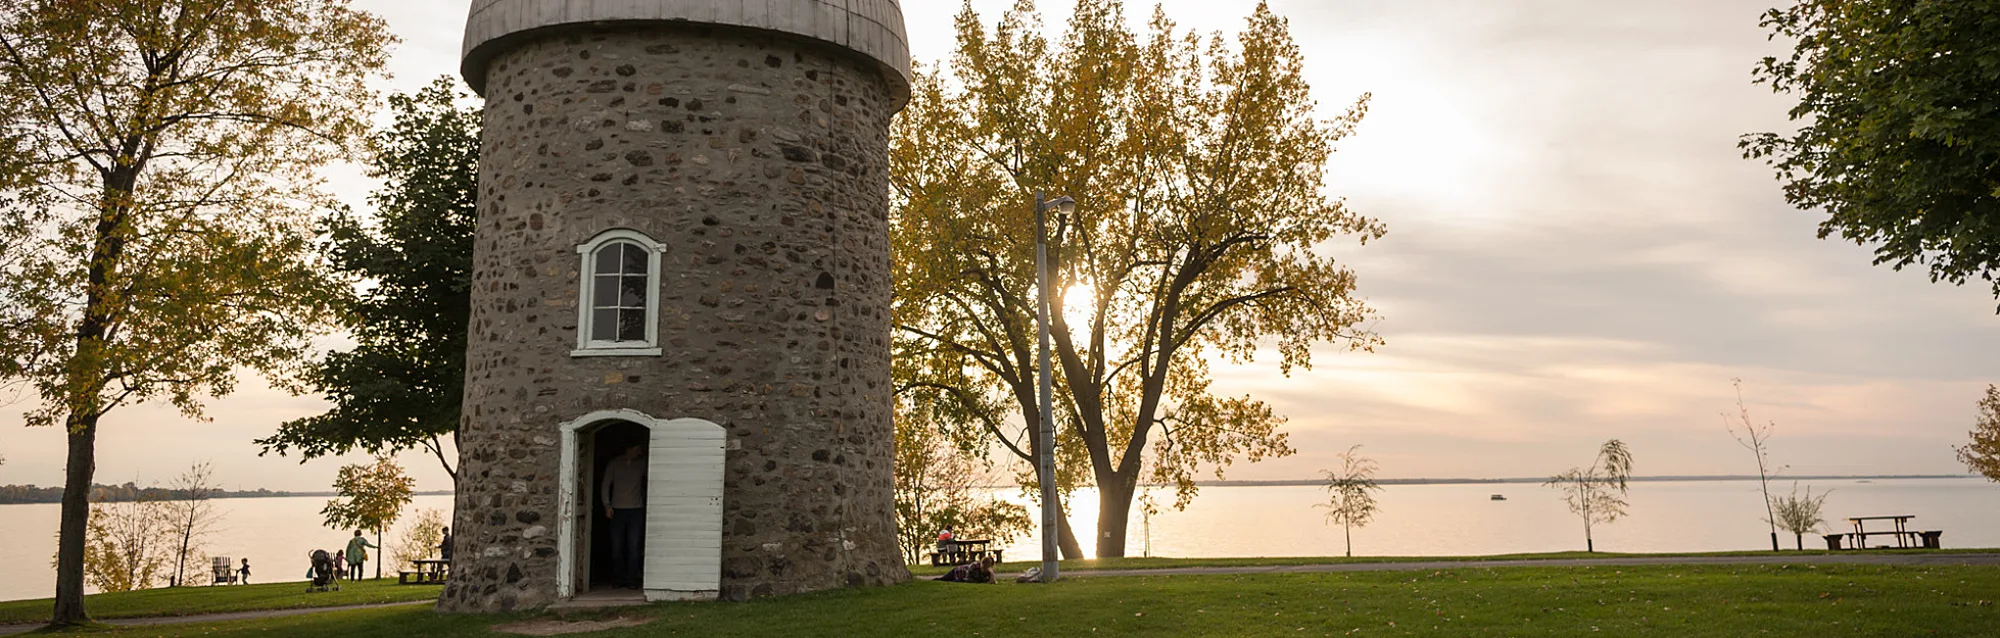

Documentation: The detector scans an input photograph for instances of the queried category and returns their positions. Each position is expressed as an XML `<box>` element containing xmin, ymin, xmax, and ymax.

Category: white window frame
<box><xmin>573</xmin><ymin>229</ymin><xmax>665</xmax><ymax>357</ymax></box>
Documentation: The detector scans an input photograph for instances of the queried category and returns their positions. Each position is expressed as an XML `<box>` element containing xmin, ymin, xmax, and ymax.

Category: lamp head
<box><xmin>1046</xmin><ymin>195</ymin><xmax>1077</xmax><ymax>215</ymax></box>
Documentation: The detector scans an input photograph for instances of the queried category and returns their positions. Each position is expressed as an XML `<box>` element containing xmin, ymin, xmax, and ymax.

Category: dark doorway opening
<box><xmin>587</xmin><ymin>420</ymin><xmax>648</xmax><ymax>591</ymax></box>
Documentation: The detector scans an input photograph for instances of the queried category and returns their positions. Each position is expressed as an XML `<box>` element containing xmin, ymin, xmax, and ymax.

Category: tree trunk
<box><xmin>1795</xmin><ymin>533</ymin><xmax>1803</xmax><ymax>551</ymax></box>
<box><xmin>174</xmin><ymin>521</ymin><xmax>192</xmax><ymax>587</ymax></box>
<box><xmin>1094</xmin><ymin>481</ymin><xmax>1135</xmax><ymax>558</ymax></box>
<box><xmin>53</xmin><ymin>172</ymin><xmax>135</xmax><ymax>626</ymax></box>
<box><xmin>50</xmin><ymin>413</ymin><xmax>101</xmax><ymax>627</ymax></box>
<box><xmin>1344</xmin><ymin>523</ymin><xmax>1352</xmax><ymax>558</ymax></box>
<box><xmin>1056</xmin><ymin>511</ymin><xmax>1084</xmax><ymax>560</ymax></box>
<box><xmin>375</xmin><ymin>530</ymin><xmax>384</xmax><ymax>580</ymax></box>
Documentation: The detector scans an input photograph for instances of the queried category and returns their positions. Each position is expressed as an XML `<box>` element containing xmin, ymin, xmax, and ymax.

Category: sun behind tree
<box><xmin>892</xmin><ymin>0</ymin><xmax>1383</xmax><ymax>560</ymax></box>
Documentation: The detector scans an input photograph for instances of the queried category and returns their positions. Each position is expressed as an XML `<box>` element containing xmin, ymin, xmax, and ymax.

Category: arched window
<box><xmin>574</xmin><ymin>229</ymin><xmax>664</xmax><ymax>357</ymax></box>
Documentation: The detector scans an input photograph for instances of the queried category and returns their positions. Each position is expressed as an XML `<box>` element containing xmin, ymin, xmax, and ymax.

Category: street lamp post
<box><xmin>1033</xmin><ymin>191</ymin><xmax>1074</xmax><ymax>584</ymax></box>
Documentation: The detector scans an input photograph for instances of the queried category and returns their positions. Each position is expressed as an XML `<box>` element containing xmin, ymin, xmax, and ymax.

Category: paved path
<box><xmin>1059</xmin><ymin>552</ymin><xmax>2000</xmax><ymax>578</ymax></box>
<box><xmin>0</xmin><ymin>600</ymin><xmax>431</xmax><ymax>636</ymax></box>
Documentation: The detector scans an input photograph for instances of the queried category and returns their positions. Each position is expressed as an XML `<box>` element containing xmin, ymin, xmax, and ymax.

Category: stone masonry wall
<box><xmin>441</xmin><ymin>24</ymin><xmax>907</xmax><ymax>612</ymax></box>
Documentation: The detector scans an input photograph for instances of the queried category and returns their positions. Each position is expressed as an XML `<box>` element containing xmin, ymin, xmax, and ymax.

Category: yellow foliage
<box><xmin>0</xmin><ymin>0</ymin><xmax>392</xmax><ymax>620</ymax></box>
<box><xmin>892</xmin><ymin>0</ymin><xmax>1381</xmax><ymax>556</ymax></box>
<box><xmin>1956</xmin><ymin>386</ymin><xmax>2000</xmax><ymax>481</ymax></box>
<box><xmin>392</xmin><ymin>508</ymin><xmax>449</xmax><ymax>571</ymax></box>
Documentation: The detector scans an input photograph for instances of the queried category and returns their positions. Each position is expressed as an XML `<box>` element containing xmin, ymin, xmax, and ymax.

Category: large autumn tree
<box><xmin>1744</xmin><ymin>0</ymin><xmax>2000</xmax><ymax>308</ymax></box>
<box><xmin>893</xmin><ymin>0</ymin><xmax>1382</xmax><ymax>558</ymax></box>
<box><xmin>257</xmin><ymin>77</ymin><xmax>481</xmax><ymax>481</ymax></box>
<box><xmin>0</xmin><ymin>0</ymin><xmax>391</xmax><ymax>626</ymax></box>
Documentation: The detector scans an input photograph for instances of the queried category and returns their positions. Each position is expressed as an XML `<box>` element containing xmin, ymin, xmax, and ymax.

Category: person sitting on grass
<box><xmin>934</xmin><ymin>555</ymin><xmax>997</xmax><ymax>584</ymax></box>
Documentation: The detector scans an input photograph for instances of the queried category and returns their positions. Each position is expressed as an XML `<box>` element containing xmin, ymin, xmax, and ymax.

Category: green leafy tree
<box><xmin>893</xmin><ymin>0</ymin><xmax>1381</xmax><ymax>558</ymax></box>
<box><xmin>257</xmin><ymin>77</ymin><xmax>480</xmax><ymax>481</ymax></box>
<box><xmin>1743</xmin><ymin>0</ymin><xmax>2000</xmax><ymax>308</ymax></box>
<box><xmin>1955</xmin><ymin>385</ymin><xmax>2000</xmax><ymax>481</ymax></box>
<box><xmin>1768</xmin><ymin>482</ymin><xmax>1831</xmax><ymax>550</ymax></box>
<box><xmin>0</xmin><ymin>0</ymin><xmax>392</xmax><ymax>626</ymax></box>
<box><xmin>322</xmin><ymin>455</ymin><xmax>413</xmax><ymax>580</ymax></box>
<box><xmin>1545</xmin><ymin>439</ymin><xmax>1635</xmax><ymax>553</ymax></box>
<box><xmin>1315</xmin><ymin>445</ymin><xmax>1382</xmax><ymax>557</ymax></box>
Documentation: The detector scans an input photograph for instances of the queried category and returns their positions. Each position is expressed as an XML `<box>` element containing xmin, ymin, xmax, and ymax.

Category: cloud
<box><xmin>4</xmin><ymin>0</ymin><xmax>1994</xmax><ymax>492</ymax></box>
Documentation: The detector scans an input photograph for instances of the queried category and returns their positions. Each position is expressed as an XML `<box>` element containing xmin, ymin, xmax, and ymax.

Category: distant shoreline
<box><xmin>948</xmin><ymin>475</ymin><xmax>1974</xmax><ymax>490</ymax></box>
<box><xmin>1195</xmin><ymin>475</ymin><xmax>1973</xmax><ymax>488</ymax></box>
<box><xmin>4</xmin><ymin>476</ymin><xmax>1972</xmax><ymax>505</ymax></box>
<box><xmin>0</xmin><ymin>489</ymin><xmax>456</xmax><ymax>506</ymax></box>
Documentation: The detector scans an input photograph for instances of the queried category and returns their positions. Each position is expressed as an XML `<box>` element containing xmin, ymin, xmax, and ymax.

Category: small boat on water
<box><xmin>1490</xmin><ymin>494</ymin><xmax>1507</xmax><ymax>501</ymax></box>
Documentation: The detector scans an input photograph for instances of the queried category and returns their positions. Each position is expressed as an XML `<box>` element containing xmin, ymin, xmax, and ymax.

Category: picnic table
<box><xmin>1823</xmin><ymin>515</ymin><xmax>1941</xmax><ymax>550</ymax></box>
<box><xmin>928</xmin><ymin>538</ymin><xmax>1004</xmax><ymax>566</ymax></box>
<box><xmin>399</xmin><ymin>559</ymin><xmax>450</xmax><ymax>584</ymax></box>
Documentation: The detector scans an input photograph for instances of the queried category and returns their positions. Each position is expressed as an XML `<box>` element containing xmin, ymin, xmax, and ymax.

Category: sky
<box><xmin>2</xmin><ymin>0</ymin><xmax>1996</xmax><ymax>493</ymax></box>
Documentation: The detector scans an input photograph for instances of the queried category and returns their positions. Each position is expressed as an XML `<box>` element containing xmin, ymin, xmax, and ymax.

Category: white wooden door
<box><xmin>642</xmin><ymin>419</ymin><xmax>725</xmax><ymax>601</ymax></box>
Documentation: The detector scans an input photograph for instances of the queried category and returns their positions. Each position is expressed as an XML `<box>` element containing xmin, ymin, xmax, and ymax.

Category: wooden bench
<box><xmin>398</xmin><ymin>559</ymin><xmax>450</xmax><ymax>585</ymax></box>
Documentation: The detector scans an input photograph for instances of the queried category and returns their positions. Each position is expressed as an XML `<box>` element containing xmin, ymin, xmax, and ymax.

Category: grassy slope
<box><xmin>117</xmin><ymin>563</ymin><xmax>2000</xmax><ymax>637</ymax></box>
<box><xmin>906</xmin><ymin>548</ymin><xmax>2000</xmax><ymax>576</ymax></box>
<box><xmin>0</xmin><ymin>579</ymin><xmax>439</xmax><ymax>625</ymax></box>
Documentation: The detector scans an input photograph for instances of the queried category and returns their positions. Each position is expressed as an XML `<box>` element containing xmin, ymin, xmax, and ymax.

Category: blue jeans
<box><xmin>610</xmin><ymin>508</ymin><xmax>645</xmax><ymax>587</ymax></box>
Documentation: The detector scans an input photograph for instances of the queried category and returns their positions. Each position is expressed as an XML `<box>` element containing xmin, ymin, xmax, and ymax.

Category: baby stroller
<box><xmin>305</xmin><ymin>549</ymin><xmax>341</xmax><ymax>593</ymax></box>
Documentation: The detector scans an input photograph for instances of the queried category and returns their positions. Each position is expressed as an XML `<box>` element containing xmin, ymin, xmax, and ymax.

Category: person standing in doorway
<box><xmin>345</xmin><ymin>530</ymin><xmax>375</xmax><ymax>581</ymax></box>
<box><xmin>602</xmin><ymin>441</ymin><xmax>648</xmax><ymax>589</ymax></box>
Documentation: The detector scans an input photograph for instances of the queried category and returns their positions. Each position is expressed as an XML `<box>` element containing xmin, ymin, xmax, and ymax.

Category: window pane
<box><xmin>592</xmin><ymin>308</ymin><xmax>617</xmax><ymax>341</ymax></box>
<box><xmin>593</xmin><ymin>275</ymin><xmax>620</xmax><ymax>309</ymax></box>
<box><xmin>618</xmin><ymin>309</ymin><xmax>646</xmax><ymax>342</ymax></box>
<box><xmin>595</xmin><ymin>244</ymin><xmax>622</xmax><ymax>274</ymax></box>
<box><xmin>620</xmin><ymin>275</ymin><xmax>647</xmax><ymax>307</ymax></box>
<box><xmin>621</xmin><ymin>243</ymin><xmax>647</xmax><ymax>274</ymax></box>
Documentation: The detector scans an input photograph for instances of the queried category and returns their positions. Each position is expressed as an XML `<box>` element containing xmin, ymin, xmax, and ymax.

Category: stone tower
<box><xmin>443</xmin><ymin>0</ymin><xmax>911</xmax><ymax>612</ymax></box>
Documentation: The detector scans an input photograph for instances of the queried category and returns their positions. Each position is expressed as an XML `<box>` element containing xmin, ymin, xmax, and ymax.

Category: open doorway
<box><xmin>556</xmin><ymin>411</ymin><xmax>726</xmax><ymax>602</ymax></box>
<box><xmin>585</xmin><ymin>420</ymin><xmax>648</xmax><ymax>593</ymax></box>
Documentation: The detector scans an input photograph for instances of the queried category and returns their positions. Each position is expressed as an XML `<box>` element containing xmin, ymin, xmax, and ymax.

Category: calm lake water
<box><xmin>3</xmin><ymin>478</ymin><xmax>1996</xmax><ymax>603</ymax></box>
<box><xmin>0</xmin><ymin>494</ymin><xmax>457</xmax><ymax>603</ymax></box>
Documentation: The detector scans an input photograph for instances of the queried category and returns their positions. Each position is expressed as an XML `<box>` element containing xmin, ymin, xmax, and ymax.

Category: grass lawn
<box><xmin>0</xmin><ymin>579</ymin><xmax>439</xmax><ymax>626</ymax></box>
<box><xmin>103</xmin><ymin>563</ymin><xmax>2000</xmax><ymax>637</ymax></box>
<box><xmin>906</xmin><ymin>548</ymin><xmax>2000</xmax><ymax>576</ymax></box>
